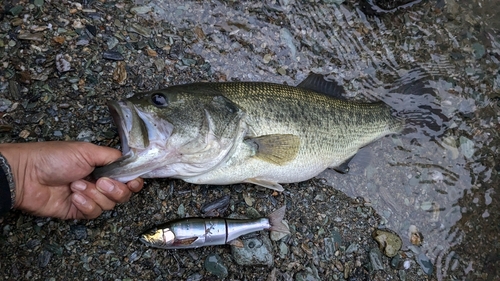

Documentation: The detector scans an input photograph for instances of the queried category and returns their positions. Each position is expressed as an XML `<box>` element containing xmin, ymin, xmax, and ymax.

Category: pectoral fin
<box><xmin>247</xmin><ymin>134</ymin><xmax>300</xmax><ymax>165</ymax></box>
<box><xmin>244</xmin><ymin>178</ymin><xmax>284</xmax><ymax>192</ymax></box>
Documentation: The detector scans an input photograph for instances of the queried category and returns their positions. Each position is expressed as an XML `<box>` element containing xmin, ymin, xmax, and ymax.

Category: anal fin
<box><xmin>247</xmin><ymin>134</ymin><xmax>300</xmax><ymax>166</ymax></box>
<box><xmin>244</xmin><ymin>178</ymin><xmax>284</xmax><ymax>192</ymax></box>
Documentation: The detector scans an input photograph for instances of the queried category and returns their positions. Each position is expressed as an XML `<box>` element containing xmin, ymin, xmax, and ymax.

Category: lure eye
<box><xmin>151</xmin><ymin>93</ymin><xmax>168</xmax><ymax>107</ymax></box>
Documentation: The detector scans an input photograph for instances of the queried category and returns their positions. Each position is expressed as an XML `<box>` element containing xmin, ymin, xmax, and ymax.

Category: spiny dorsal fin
<box><xmin>297</xmin><ymin>73</ymin><xmax>346</xmax><ymax>99</ymax></box>
<box><xmin>249</xmin><ymin>134</ymin><xmax>300</xmax><ymax>166</ymax></box>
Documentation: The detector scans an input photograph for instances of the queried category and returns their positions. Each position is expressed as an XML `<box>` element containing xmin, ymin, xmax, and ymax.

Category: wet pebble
<box><xmin>295</xmin><ymin>265</ymin><xmax>320</xmax><ymax>281</ymax></box>
<box><xmin>372</xmin><ymin>229</ymin><xmax>402</xmax><ymax>257</ymax></box>
<box><xmin>409</xmin><ymin>225</ymin><xmax>423</xmax><ymax>246</ymax></box>
<box><xmin>416</xmin><ymin>252</ymin><xmax>433</xmax><ymax>275</ymax></box>
<box><xmin>369</xmin><ymin>247</ymin><xmax>384</xmax><ymax>271</ymax></box>
<box><xmin>324</xmin><ymin>230</ymin><xmax>342</xmax><ymax>261</ymax></box>
<box><xmin>70</xmin><ymin>224</ymin><xmax>87</xmax><ymax>240</ymax></box>
<box><xmin>131</xmin><ymin>6</ymin><xmax>152</xmax><ymax>14</ymax></box>
<box><xmin>204</xmin><ymin>253</ymin><xmax>228</xmax><ymax>278</ymax></box>
<box><xmin>391</xmin><ymin>254</ymin><xmax>402</xmax><ymax>268</ymax></box>
<box><xmin>231</xmin><ymin>235</ymin><xmax>274</xmax><ymax>266</ymax></box>
<box><xmin>459</xmin><ymin>136</ymin><xmax>475</xmax><ymax>159</ymax></box>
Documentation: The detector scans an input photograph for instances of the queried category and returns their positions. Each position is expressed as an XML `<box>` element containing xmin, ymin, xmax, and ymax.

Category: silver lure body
<box><xmin>140</xmin><ymin>206</ymin><xmax>288</xmax><ymax>249</ymax></box>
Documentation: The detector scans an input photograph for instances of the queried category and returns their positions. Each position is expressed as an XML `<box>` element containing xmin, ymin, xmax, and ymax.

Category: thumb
<box><xmin>78</xmin><ymin>142</ymin><xmax>123</xmax><ymax>167</ymax></box>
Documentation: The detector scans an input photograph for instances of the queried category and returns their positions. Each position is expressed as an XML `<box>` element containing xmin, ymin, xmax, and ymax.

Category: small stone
<box><xmin>295</xmin><ymin>265</ymin><xmax>320</xmax><ymax>281</ymax></box>
<box><xmin>128</xmin><ymin>23</ymin><xmax>151</xmax><ymax>37</ymax></box>
<box><xmin>177</xmin><ymin>203</ymin><xmax>185</xmax><ymax>217</ymax></box>
<box><xmin>324</xmin><ymin>231</ymin><xmax>342</xmax><ymax>260</ymax></box>
<box><xmin>38</xmin><ymin>250</ymin><xmax>52</xmax><ymax>268</ymax></box>
<box><xmin>105</xmin><ymin>36</ymin><xmax>120</xmax><ymax>50</ymax></box>
<box><xmin>9</xmin><ymin>5</ymin><xmax>24</xmax><ymax>16</ymax></box>
<box><xmin>113</xmin><ymin>61</ymin><xmax>127</xmax><ymax>85</ymax></box>
<box><xmin>278</xmin><ymin>241</ymin><xmax>288</xmax><ymax>258</ymax></box>
<box><xmin>391</xmin><ymin>254</ymin><xmax>402</xmax><ymax>268</ymax></box>
<box><xmin>346</xmin><ymin>243</ymin><xmax>358</xmax><ymax>254</ymax></box>
<box><xmin>471</xmin><ymin>43</ymin><xmax>485</xmax><ymax>59</ymax></box>
<box><xmin>231</xmin><ymin>235</ymin><xmax>274</xmax><ymax>266</ymax></box>
<box><xmin>34</xmin><ymin>0</ymin><xmax>44</xmax><ymax>8</ymax></box>
<box><xmin>19</xmin><ymin>130</ymin><xmax>31</xmax><ymax>139</ymax></box>
<box><xmin>409</xmin><ymin>225</ymin><xmax>423</xmax><ymax>246</ymax></box>
<box><xmin>459</xmin><ymin>136</ymin><xmax>475</xmax><ymax>159</ymax></box>
<box><xmin>103</xmin><ymin>50</ymin><xmax>125</xmax><ymax>61</ymax></box>
<box><xmin>0</xmin><ymin>98</ymin><xmax>12</xmax><ymax>112</ymax></box>
<box><xmin>130</xmin><ymin>6</ymin><xmax>151</xmax><ymax>14</ymax></box>
<box><xmin>129</xmin><ymin>251</ymin><xmax>141</xmax><ymax>263</ymax></box>
<box><xmin>56</xmin><ymin>54</ymin><xmax>71</xmax><ymax>73</ymax></box>
<box><xmin>420</xmin><ymin>201</ymin><xmax>433</xmax><ymax>211</ymax></box>
<box><xmin>242</xmin><ymin>192</ymin><xmax>255</xmax><ymax>206</ymax></box>
<box><xmin>416</xmin><ymin>253</ymin><xmax>433</xmax><ymax>275</ymax></box>
<box><xmin>369</xmin><ymin>247</ymin><xmax>384</xmax><ymax>271</ymax></box>
<box><xmin>263</xmin><ymin>54</ymin><xmax>272</xmax><ymax>64</ymax></box>
<box><xmin>53</xmin><ymin>131</ymin><xmax>63</xmax><ymax>137</ymax></box>
<box><xmin>146</xmin><ymin>48</ymin><xmax>158</xmax><ymax>57</ymax></box>
<box><xmin>53</xmin><ymin>36</ymin><xmax>65</xmax><ymax>44</ymax></box>
<box><xmin>18</xmin><ymin>32</ymin><xmax>45</xmax><ymax>42</ymax></box>
<box><xmin>204</xmin><ymin>254</ymin><xmax>228</xmax><ymax>278</ymax></box>
<box><xmin>76</xmin><ymin>130</ymin><xmax>95</xmax><ymax>142</ymax></box>
<box><xmin>70</xmin><ymin>225</ymin><xmax>87</xmax><ymax>240</ymax></box>
<box><xmin>186</xmin><ymin>273</ymin><xmax>203</xmax><ymax>281</ymax></box>
<box><xmin>372</xmin><ymin>229</ymin><xmax>402</xmax><ymax>258</ymax></box>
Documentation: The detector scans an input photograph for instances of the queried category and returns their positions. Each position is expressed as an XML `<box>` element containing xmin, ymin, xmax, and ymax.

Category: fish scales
<box><xmin>177</xmin><ymin>82</ymin><xmax>403</xmax><ymax>187</ymax></box>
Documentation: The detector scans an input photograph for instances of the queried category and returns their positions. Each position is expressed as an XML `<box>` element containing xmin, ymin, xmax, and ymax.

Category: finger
<box><xmin>71</xmin><ymin>193</ymin><xmax>103</xmax><ymax>219</ymax></box>
<box><xmin>95</xmin><ymin>177</ymin><xmax>133</xmax><ymax>204</ymax></box>
<box><xmin>71</xmin><ymin>180</ymin><xmax>119</xmax><ymax>210</ymax></box>
<box><xmin>77</xmin><ymin>142</ymin><xmax>123</xmax><ymax>167</ymax></box>
<box><xmin>127</xmin><ymin>178</ymin><xmax>144</xmax><ymax>193</ymax></box>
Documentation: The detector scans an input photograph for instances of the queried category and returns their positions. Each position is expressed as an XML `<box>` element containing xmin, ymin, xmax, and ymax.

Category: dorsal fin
<box><xmin>297</xmin><ymin>73</ymin><xmax>346</xmax><ymax>99</ymax></box>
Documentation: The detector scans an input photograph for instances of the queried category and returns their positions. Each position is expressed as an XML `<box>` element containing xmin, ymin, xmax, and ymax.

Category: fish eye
<box><xmin>151</xmin><ymin>93</ymin><xmax>168</xmax><ymax>107</ymax></box>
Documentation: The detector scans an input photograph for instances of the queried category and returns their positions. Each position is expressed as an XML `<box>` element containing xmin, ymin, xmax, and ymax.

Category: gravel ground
<box><xmin>1</xmin><ymin>0</ymin><xmax>499</xmax><ymax>280</ymax></box>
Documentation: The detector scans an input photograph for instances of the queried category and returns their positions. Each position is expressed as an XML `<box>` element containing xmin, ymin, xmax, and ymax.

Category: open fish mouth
<box><xmin>91</xmin><ymin>99</ymin><xmax>175</xmax><ymax>182</ymax></box>
<box><xmin>107</xmin><ymin>100</ymin><xmax>150</xmax><ymax>156</ymax></box>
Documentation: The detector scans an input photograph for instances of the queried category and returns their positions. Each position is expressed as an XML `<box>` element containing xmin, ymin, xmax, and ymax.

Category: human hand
<box><xmin>0</xmin><ymin>141</ymin><xmax>144</xmax><ymax>219</ymax></box>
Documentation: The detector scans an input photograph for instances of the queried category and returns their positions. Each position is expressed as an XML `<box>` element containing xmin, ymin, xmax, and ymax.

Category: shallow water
<box><xmin>140</xmin><ymin>0</ymin><xmax>499</xmax><ymax>279</ymax></box>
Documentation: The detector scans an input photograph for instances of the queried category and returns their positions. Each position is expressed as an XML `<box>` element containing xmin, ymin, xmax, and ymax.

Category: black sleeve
<box><xmin>0</xmin><ymin>166</ymin><xmax>12</xmax><ymax>215</ymax></box>
<box><xmin>0</xmin><ymin>152</ymin><xmax>15</xmax><ymax>216</ymax></box>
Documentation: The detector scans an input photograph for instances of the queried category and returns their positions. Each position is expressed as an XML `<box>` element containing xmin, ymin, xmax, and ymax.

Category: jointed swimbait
<box><xmin>139</xmin><ymin>206</ymin><xmax>289</xmax><ymax>249</ymax></box>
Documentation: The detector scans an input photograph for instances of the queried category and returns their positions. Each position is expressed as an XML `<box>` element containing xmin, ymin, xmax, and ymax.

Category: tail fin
<box><xmin>379</xmin><ymin>70</ymin><xmax>450</xmax><ymax>140</ymax></box>
<box><xmin>267</xmin><ymin>206</ymin><xmax>290</xmax><ymax>234</ymax></box>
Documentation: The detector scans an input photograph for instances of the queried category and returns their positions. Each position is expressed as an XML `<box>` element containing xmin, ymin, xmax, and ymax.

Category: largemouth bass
<box><xmin>139</xmin><ymin>206</ymin><xmax>289</xmax><ymax>249</ymax></box>
<box><xmin>93</xmin><ymin>74</ymin><xmax>404</xmax><ymax>191</ymax></box>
